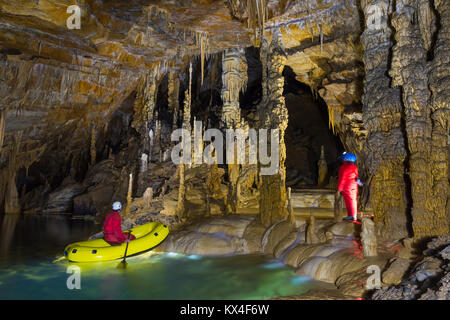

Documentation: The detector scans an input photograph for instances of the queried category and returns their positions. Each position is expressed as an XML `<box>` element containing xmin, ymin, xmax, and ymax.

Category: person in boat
<box><xmin>337</xmin><ymin>152</ymin><xmax>363</xmax><ymax>222</ymax></box>
<box><xmin>103</xmin><ymin>201</ymin><xmax>135</xmax><ymax>245</ymax></box>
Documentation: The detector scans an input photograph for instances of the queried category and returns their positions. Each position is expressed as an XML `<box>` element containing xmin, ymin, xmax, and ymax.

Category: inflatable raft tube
<box><xmin>64</xmin><ymin>222</ymin><xmax>169</xmax><ymax>262</ymax></box>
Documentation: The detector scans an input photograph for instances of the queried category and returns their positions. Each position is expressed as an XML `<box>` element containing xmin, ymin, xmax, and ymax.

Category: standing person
<box><xmin>337</xmin><ymin>152</ymin><xmax>363</xmax><ymax>222</ymax></box>
<box><xmin>103</xmin><ymin>201</ymin><xmax>135</xmax><ymax>245</ymax></box>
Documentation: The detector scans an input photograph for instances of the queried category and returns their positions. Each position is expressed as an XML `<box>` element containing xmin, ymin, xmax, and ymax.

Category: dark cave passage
<box><xmin>282</xmin><ymin>66</ymin><xmax>344</xmax><ymax>189</ymax></box>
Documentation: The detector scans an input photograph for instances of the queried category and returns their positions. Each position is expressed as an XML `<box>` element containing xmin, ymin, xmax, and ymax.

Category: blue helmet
<box><xmin>340</xmin><ymin>152</ymin><xmax>357</xmax><ymax>162</ymax></box>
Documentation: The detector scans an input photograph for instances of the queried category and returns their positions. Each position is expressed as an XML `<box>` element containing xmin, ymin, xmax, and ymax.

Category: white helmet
<box><xmin>112</xmin><ymin>201</ymin><xmax>122</xmax><ymax>211</ymax></box>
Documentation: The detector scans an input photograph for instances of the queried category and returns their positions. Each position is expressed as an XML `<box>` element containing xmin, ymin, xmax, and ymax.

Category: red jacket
<box><xmin>103</xmin><ymin>210</ymin><xmax>125</xmax><ymax>243</ymax></box>
<box><xmin>337</xmin><ymin>162</ymin><xmax>358</xmax><ymax>193</ymax></box>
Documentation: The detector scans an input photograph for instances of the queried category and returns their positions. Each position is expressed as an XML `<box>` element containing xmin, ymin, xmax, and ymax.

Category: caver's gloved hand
<box><xmin>356</xmin><ymin>179</ymin><xmax>363</xmax><ymax>187</ymax></box>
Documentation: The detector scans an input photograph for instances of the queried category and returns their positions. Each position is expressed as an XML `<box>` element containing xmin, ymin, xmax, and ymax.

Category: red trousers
<box><xmin>337</xmin><ymin>162</ymin><xmax>359</xmax><ymax>219</ymax></box>
<box><xmin>342</xmin><ymin>188</ymin><xmax>357</xmax><ymax>219</ymax></box>
<box><xmin>104</xmin><ymin>232</ymin><xmax>136</xmax><ymax>245</ymax></box>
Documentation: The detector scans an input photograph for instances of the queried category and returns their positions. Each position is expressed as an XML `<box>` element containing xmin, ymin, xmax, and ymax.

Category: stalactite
<box><xmin>246</xmin><ymin>0</ymin><xmax>267</xmax><ymax>46</ymax></box>
<box><xmin>4</xmin><ymin>131</ymin><xmax>23</xmax><ymax>214</ymax></box>
<box><xmin>327</xmin><ymin>105</ymin><xmax>344</xmax><ymax>135</ymax></box>
<box><xmin>195</xmin><ymin>31</ymin><xmax>210</xmax><ymax>86</ymax></box>
<box><xmin>319</xmin><ymin>24</ymin><xmax>323</xmax><ymax>54</ymax></box>
<box><xmin>168</xmin><ymin>68</ymin><xmax>180</xmax><ymax>127</ymax></box>
<box><xmin>220</xmin><ymin>48</ymin><xmax>248</xmax><ymax>129</ymax></box>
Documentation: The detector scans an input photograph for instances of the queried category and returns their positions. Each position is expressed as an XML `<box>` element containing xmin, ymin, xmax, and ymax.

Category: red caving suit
<box><xmin>337</xmin><ymin>161</ymin><xmax>359</xmax><ymax>219</ymax></box>
<box><xmin>103</xmin><ymin>210</ymin><xmax>135</xmax><ymax>245</ymax></box>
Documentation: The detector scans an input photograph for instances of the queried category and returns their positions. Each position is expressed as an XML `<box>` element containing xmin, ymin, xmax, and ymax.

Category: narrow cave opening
<box><xmin>282</xmin><ymin>66</ymin><xmax>344</xmax><ymax>189</ymax></box>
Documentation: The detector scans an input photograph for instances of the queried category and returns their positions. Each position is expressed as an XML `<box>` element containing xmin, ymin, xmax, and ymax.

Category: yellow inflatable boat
<box><xmin>64</xmin><ymin>222</ymin><xmax>169</xmax><ymax>262</ymax></box>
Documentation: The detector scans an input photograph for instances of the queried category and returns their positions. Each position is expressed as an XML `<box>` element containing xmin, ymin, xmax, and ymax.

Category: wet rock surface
<box><xmin>372</xmin><ymin>236</ymin><xmax>450</xmax><ymax>300</ymax></box>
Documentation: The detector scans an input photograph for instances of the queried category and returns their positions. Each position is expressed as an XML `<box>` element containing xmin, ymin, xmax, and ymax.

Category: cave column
<box><xmin>176</xmin><ymin>63</ymin><xmax>193</xmax><ymax>220</ymax></box>
<box><xmin>257</xmin><ymin>32</ymin><xmax>289</xmax><ymax>226</ymax></box>
<box><xmin>220</xmin><ymin>48</ymin><xmax>248</xmax><ymax>214</ymax></box>
<box><xmin>360</xmin><ymin>0</ymin><xmax>409</xmax><ymax>240</ymax></box>
<box><xmin>390</xmin><ymin>0</ymin><xmax>449</xmax><ymax>237</ymax></box>
<box><xmin>428</xmin><ymin>0</ymin><xmax>450</xmax><ymax>237</ymax></box>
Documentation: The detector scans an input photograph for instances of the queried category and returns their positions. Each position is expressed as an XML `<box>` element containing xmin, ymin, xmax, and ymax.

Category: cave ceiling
<box><xmin>0</xmin><ymin>0</ymin><xmax>364</xmax><ymax>164</ymax></box>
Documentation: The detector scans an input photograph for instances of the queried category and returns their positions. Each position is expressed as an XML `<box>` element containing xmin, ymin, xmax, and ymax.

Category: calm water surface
<box><xmin>0</xmin><ymin>215</ymin><xmax>322</xmax><ymax>299</ymax></box>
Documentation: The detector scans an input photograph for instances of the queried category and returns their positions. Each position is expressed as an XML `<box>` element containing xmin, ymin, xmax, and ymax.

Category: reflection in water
<box><xmin>0</xmin><ymin>215</ymin><xmax>99</xmax><ymax>266</ymax></box>
<box><xmin>0</xmin><ymin>216</ymin><xmax>323</xmax><ymax>299</ymax></box>
<box><xmin>0</xmin><ymin>214</ymin><xmax>19</xmax><ymax>260</ymax></box>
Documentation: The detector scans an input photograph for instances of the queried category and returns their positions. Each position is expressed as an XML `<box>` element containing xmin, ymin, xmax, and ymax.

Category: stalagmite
<box><xmin>143</xmin><ymin>187</ymin><xmax>153</xmax><ymax>208</ymax></box>
<box><xmin>287</xmin><ymin>187</ymin><xmax>295</xmax><ymax>225</ymax></box>
<box><xmin>176</xmin><ymin>163</ymin><xmax>185</xmax><ymax>220</ymax></box>
<box><xmin>137</xmin><ymin>153</ymin><xmax>148</xmax><ymax>195</ymax></box>
<box><xmin>361</xmin><ymin>218</ymin><xmax>377</xmax><ymax>257</ymax></box>
<box><xmin>334</xmin><ymin>191</ymin><xmax>343</xmax><ymax>222</ymax></box>
<box><xmin>168</xmin><ymin>69</ymin><xmax>180</xmax><ymax>130</ymax></box>
<box><xmin>140</xmin><ymin>153</ymin><xmax>148</xmax><ymax>173</ymax></box>
<box><xmin>125</xmin><ymin>173</ymin><xmax>133</xmax><ymax>216</ymax></box>
<box><xmin>183</xmin><ymin>63</ymin><xmax>193</xmax><ymax>134</ymax></box>
<box><xmin>154</xmin><ymin>115</ymin><xmax>162</xmax><ymax>160</ymax></box>
<box><xmin>317</xmin><ymin>145</ymin><xmax>328</xmax><ymax>187</ymax></box>
<box><xmin>193</xmin><ymin>118</ymin><xmax>203</xmax><ymax>166</ymax></box>
<box><xmin>90</xmin><ymin>124</ymin><xmax>96</xmax><ymax>167</ymax></box>
<box><xmin>147</xmin><ymin>128</ymin><xmax>154</xmax><ymax>162</ymax></box>
<box><xmin>306</xmin><ymin>216</ymin><xmax>319</xmax><ymax>244</ymax></box>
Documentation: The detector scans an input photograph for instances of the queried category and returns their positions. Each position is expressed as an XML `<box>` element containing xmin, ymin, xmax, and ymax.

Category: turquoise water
<box><xmin>0</xmin><ymin>215</ymin><xmax>318</xmax><ymax>299</ymax></box>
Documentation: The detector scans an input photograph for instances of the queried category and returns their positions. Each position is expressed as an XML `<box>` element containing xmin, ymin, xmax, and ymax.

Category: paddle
<box><xmin>117</xmin><ymin>231</ymin><xmax>132</xmax><ymax>269</ymax></box>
